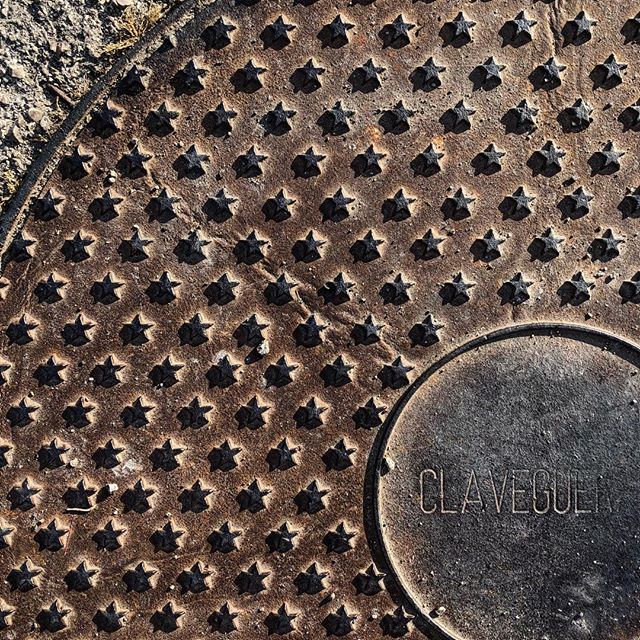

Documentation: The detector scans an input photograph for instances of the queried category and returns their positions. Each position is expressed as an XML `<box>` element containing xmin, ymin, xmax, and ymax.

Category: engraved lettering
<box><xmin>532</xmin><ymin>469</ymin><xmax>550</xmax><ymax>514</ymax></box>
<box><xmin>420</xmin><ymin>469</ymin><xmax>437</xmax><ymax>514</ymax></box>
<box><xmin>461</xmin><ymin>470</ymin><xmax>485</xmax><ymax>513</ymax></box>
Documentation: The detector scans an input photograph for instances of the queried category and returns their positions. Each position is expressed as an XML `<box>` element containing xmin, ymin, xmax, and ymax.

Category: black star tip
<box><xmin>261</xmin><ymin>16</ymin><xmax>295</xmax><ymax>50</ymax></box>
<box><xmin>352</xmin><ymin>145</ymin><xmax>386</xmax><ymax>177</ymax></box>
<box><xmin>236</xmin><ymin>563</ymin><xmax>270</xmax><ymax>594</ymax></box>
<box><xmin>529</xmin><ymin>228</ymin><xmax>564</xmax><ymax>262</ymax></box>
<box><xmin>33</xmin><ymin>356</ymin><xmax>66</xmax><ymax>387</ymax></box>
<box><xmin>379</xmin><ymin>100</ymin><xmax>414</xmax><ymax>134</ymax></box>
<box><xmin>59</xmin><ymin>145</ymin><xmax>93</xmax><ymax>179</ymax></box>
<box><xmin>321</xmin><ymin>187</ymin><xmax>354</xmax><ymax>222</ymax></box>
<box><xmin>208</xmin><ymin>440</ymin><xmax>241</xmax><ymax>472</ymax></box>
<box><xmin>410</xmin><ymin>57</ymin><xmax>445</xmax><ymax>92</ymax></box>
<box><xmin>378</xmin><ymin>357</ymin><xmax>413</xmax><ymax>389</ymax></box>
<box><xmin>528</xmin><ymin>140</ymin><xmax>565</xmax><ymax>176</ymax></box>
<box><xmin>174</xmin><ymin>230</ymin><xmax>210</xmax><ymax>264</ymax></box>
<box><xmin>349</xmin><ymin>58</ymin><xmax>385</xmax><ymax>93</ymax></box>
<box><xmin>324</xmin><ymin>522</ymin><xmax>356</xmax><ymax>553</ymax></box>
<box><xmin>530</xmin><ymin>57</ymin><xmax>566</xmax><ymax>91</ymax></box>
<box><xmin>266</xmin><ymin>440</ymin><xmax>300</xmax><ymax>472</ymax></box>
<box><xmin>318</xmin><ymin>273</ymin><xmax>354</xmax><ymax>305</ymax></box>
<box><xmin>6</xmin><ymin>232</ymin><xmax>35</xmax><ymax>263</ymax></box>
<box><xmin>318</xmin><ymin>102</ymin><xmax>354</xmax><ymax>136</ymax></box>
<box><xmin>87</xmin><ymin>100</ymin><xmax>122</xmax><ymax>137</ymax></box>
<box><xmin>381</xmin><ymin>606</ymin><xmax>414</xmax><ymax>637</ymax></box>
<box><xmin>589</xmin><ymin>141</ymin><xmax>624</xmax><ymax>175</ymax></box>
<box><xmin>123</xmin><ymin>563</ymin><xmax>156</xmax><ymax>592</ymax></box>
<box><xmin>411</xmin><ymin>229</ymin><xmax>444</xmax><ymax>261</ymax></box>
<box><xmin>294</xmin><ymin>398</ymin><xmax>327</xmax><ymax>429</ymax></box>
<box><xmin>201</xmin><ymin>16</ymin><xmax>236</xmax><ymax>50</ymax></box>
<box><xmin>235</xmin><ymin>397</ymin><xmax>269</xmax><ymax>430</ymax></box>
<box><xmin>323</xmin><ymin>439</ymin><xmax>356</xmax><ymax>471</ymax></box>
<box><xmin>150</xmin><ymin>440</ymin><xmax>184</xmax><ymax>472</ymax></box>
<box><xmin>234</xmin><ymin>315</ymin><xmax>268</xmax><ymax>349</ymax></box>
<box><xmin>172</xmin><ymin>59</ymin><xmax>206</xmax><ymax>95</ymax></box>
<box><xmin>619</xmin><ymin>187</ymin><xmax>640</xmax><ymax>218</ymax></box>
<box><xmin>147</xmin><ymin>187</ymin><xmax>180</xmax><ymax>223</ymax></box>
<box><xmin>380</xmin><ymin>274</ymin><xmax>413</xmax><ymax>305</ymax></box>
<box><xmin>8</xmin><ymin>559</ymin><xmax>42</xmax><ymax>591</ymax></box>
<box><xmin>32</xmin><ymin>189</ymin><xmax>64</xmax><ymax>221</ymax></box>
<box><xmin>440</xmin><ymin>273</ymin><xmax>475</xmax><ymax>305</ymax></box>
<box><xmin>145</xmin><ymin>101</ymin><xmax>179</xmax><ymax>136</ymax></box>
<box><xmin>93</xmin><ymin>520</ymin><xmax>125</xmax><ymax>551</ymax></box>
<box><xmin>500</xmin><ymin>186</ymin><xmax>535</xmax><ymax>220</ymax></box>
<box><xmin>351</xmin><ymin>315</ymin><xmax>382</xmax><ymax>346</ymax></box>
<box><xmin>209</xmin><ymin>603</ymin><xmax>239</xmax><ymax>633</ymax></box>
<box><xmin>146</xmin><ymin>272</ymin><xmax>180</xmax><ymax>304</ymax></box>
<box><xmin>559</xmin><ymin>186</ymin><xmax>593</xmax><ymax>220</ymax></box>
<box><xmin>409</xmin><ymin>315</ymin><xmax>444</xmax><ymax>347</ymax></box>
<box><xmin>589</xmin><ymin>229</ymin><xmax>623</xmax><ymax>262</ymax></box>
<box><xmin>65</xmin><ymin>561</ymin><xmax>98</xmax><ymax>592</ymax></box>
<box><xmin>93</xmin><ymin>439</ymin><xmax>124</xmax><ymax>470</ymax></box>
<box><xmin>379</xmin><ymin>14</ymin><xmax>414</xmax><ymax>49</ymax></box>
<box><xmin>121</xmin><ymin>397</ymin><xmax>153</xmax><ymax>428</ymax></box>
<box><xmin>264</xmin><ymin>356</ymin><xmax>297</xmax><ymax>388</ymax></box>
<box><xmin>472</xmin><ymin>229</ymin><xmax>505</xmax><ymax>262</ymax></box>
<box><xmin>353</xmin><ymin>564</ymin><xmax>385</xmax><ymax>595</ymax></box>
<box><xmin>36</xmin><ymin>601</ymin><xmax>70</xmax><ymax>633</ymax></box>
<box><xmin>291</xmin><ymin>59</ymin><xmax>325</xmax><ymax>93</ymax></box>
<box><xmin>202</xmin><ymin>101</ymin><xmax>237</xmax><ymax>138</ymax></box>
<box><xmin>204</xmin><ymin>189</ymin><xmax>236</xmax><ymax>222</ymax></box>
<box><xmin>63</xmin><ymin>479</ymin><xmax>96</xmax><ymax>511</ymax></box>
<box><xmin>563</xmin><ymin>11</ymin><xmax>595</xmax><ymax>46</ymax></box>
<box><xmin>174</xmin><ymin>144</ymin><xmax>209</xmax><ymax>179</ymax></box>
<box><xmin>151</xmin><ymin>603</ymin><xmax>184</xmax><ymax>633</ymax></box>
<box><xmin>117</xmin><ymin>65</ymin><xmax>148</xmax><ymax>95</ymax></box>
<box><xmin>206</xmin><ymin>355</ymin><xmax>240</xmax><ymax>389</ymax></box>
<box><xmin>319</xmin><ymin>15</ymin><xmax>354</xmax><ymax>48</ymax></box>
<box><xmin>234</xmin><ymin>230</ymin><xmax>268</xmax><ymax>265</ymax></box>
<box><xmin>265</xmin><ymin>273</ymin><xmax>297</xmax><ymax>305</ymax></box>
<box><xmin>294</xmin><ymin>480</ymin><xmax>328</xmax><ymax>514</ymax></box>
<box><xmin>442</xmin><ymin>188</ymin><xmax>475</xmax><ymax>220</ymax></box>
<box><xmin>292</xmin><ymin>147</ymin><xmax>325</xmax><ymax>178</ymax></box>
<box><xmin>237</xmin><ymin>480</ymin><xmax>270</xmax><ymax>513</ymax></box>
<box><xmin>266</xmin><ymin>522</ymin><xmax>298</xmax><ymax>553</ymax></box>
<box><xmin>591</xmin><ymin>54</ymin><xmax>626</xmax><ymax>89</ymax></box>
<box><xmin>208</xmin><ymin>522</ymin><xmax>241</xmax><ymax>553</ymax></box>
<box><xmin>558</xmin><ymin>98</ymin><xmax>593</xmax><ymax>133</ymax></box>
<box><xmin>6</xmin><ymin>314</ymin><xmax>38</xmax><ymax>345</ymax></box>
<box><xmin>179</xmin><ymin>480</ymin><xmax>213</xmax><ymax>513</ymax></box>
<box><xmin>232</xmin><ymin>60</ymin><xmax>266</xmax><ymax>93</ymax></box>
<box><xmin>177</xmin><ymin>562</ymin><xmax>212</xmax><ymax>594</ymax></box>
<box><xmin>93</xmin><ymin>602</ymin><xmax>127</xmax><ymax>633</ymax></box>
<box><xmin>500</xmin><ymin>11</ymin><xmax>536</xmax><ymax>46</ymax></box>
<box><xmin>472</xmin><ymin>143</ymin><xmax>505</xmax><ymax>175</ymax></box>
<box><xmin>559</xmin><ymin>272</ymin><xmax>594</xmax><ymax>305</ymax></box>
<box><xmin>321</xmin><ymin>356</ymin><xmax>354</xmax><ymax>387</ymax></box>
<box><xmin>292</xmin><ymin>231</ymin><xmax>325</xmax><ymax>263</ymax></box>
<box><xmin>353</xmin><ymin>398</ymin><xmax>386</xmax><ymax>430</ymax></box>
<box><xmin>503</xmin><ymin>99</ymin><xmax>538</xmax><ymax>134</ymax></box>
<box><xmin>260</xmin><ymin>102</ymin><xmax>295</xmax><ymax>136</ymax></box>
<box><xmin>61</xmin><ymin>231</ymin><xmax>94</xmax><ymax>263</ymax></box>
<box><xmin>441</xmin><ymin>100</ymin><xmax>475</xmax><ymax>133</ymax></box>
<box><xmin>471</xmin><ymin>57</ymin><xmax>505</xmax><ymax>91</ymax></box>
<box><xmin>293</xmin><ymin>315</ymin><xmax>327</xmax><ymax>348</ymax></box>
<box><xmin>204</xmin><ymin>273</ymin><xmax>239</xmax><ymax>306</ymax></box>
<box><xmin>620</xmin><ymin>273</ymin><xmax>640</xmax><ymax>304</ymax></box>
<box><xmin>622</xmin><ymin>13</ymin><xmax>640</xmax><ymax>44</ymax></box>
<box><xmin>150</xmin><ymin>522</ymin><xmax>184</xmax><ymax>553</ymax></box>
<box><xmin>62</xmin><ymin>314</ymin><xmax>94</xmax><ymax>346</ymax></box>
<box><xmin>619</xmin><ymin>101</ymin><xmax>640</xmax><ymax>132</ymax></box>
<box><xmin>178</xmin><ymin>314</ymin><xmax>211</xmax><ymax>347</ymax></box>
<box><xmin>120</xmin><ymin>314</ymin><xmax>153</xmax><ymax>346</ymax></box>
<box><xmin>177</xmin><ymin>397</ymin><xmax>212</xmax><ymax>429</ymax></box>
<box><xmin>233</xmin><ymin>146</ymin><xmax>267</xmax><ymax>178</ymax></box>
<box><xmin>441</xmin><ymin>11</ymin><xmax>476</xmax><ymax>47</ymax></box>
<box><xmin>117</xmin><ymin>141</ymin><xmax>152</xmax><ymax>179</ymax></box>
<box><xmin>295</xmin><ymin>563</ymin><xmax>328</xmax><ymax>594</ymax></box>
<box><xmin>0</xmin><ymin>444</ymin><xmax>11</xmax><ymax>470</ymax></box>
<box><xmin>121</xmin><ymin>479</ymin><xmax>155</xmax><ymax>513</ymax></box>
<box><xmin>410</xmin><ymin>143</ymin><xmax>444</xmax><ymax>177</ymax></box>
<box><xmin>500</xmin><ymin>273</ymin><xmax>532</xmax><ymax>305</ymax></box>
<box><xmin>323</xmin><ymin>605</ymin><xmax>357</xmax><ymax>636</ymax></box>
<box><xmin>350</xmin><ymin>230</ymin><xmax>383</xmax><ymax>263</ymax></box>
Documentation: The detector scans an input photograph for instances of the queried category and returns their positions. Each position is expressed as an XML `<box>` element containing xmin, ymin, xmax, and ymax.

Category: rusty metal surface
<box><xmin>1</xmin><ymin>0</ymin><xmax>640</xmax><ymax>637</ymax></box>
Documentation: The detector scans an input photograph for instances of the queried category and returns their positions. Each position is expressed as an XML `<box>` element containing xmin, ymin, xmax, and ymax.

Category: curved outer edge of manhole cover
<box><xmin>364</xmin><ymin>321</ymin><xmax>640</xmax><ymax>640</ymax></box>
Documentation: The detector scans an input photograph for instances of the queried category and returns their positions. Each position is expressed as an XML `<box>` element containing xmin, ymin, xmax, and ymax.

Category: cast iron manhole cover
<box><xmin>2</xmin><ymin>0</ymin><xmax>640</xmax><ymax>637</ymax></box>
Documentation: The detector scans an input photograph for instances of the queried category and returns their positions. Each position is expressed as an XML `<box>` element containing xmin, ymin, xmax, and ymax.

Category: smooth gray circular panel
<box><xmin>374</xmin><ymin>325</ymin><xmax>640</xmax><ymax>640</ymax></box>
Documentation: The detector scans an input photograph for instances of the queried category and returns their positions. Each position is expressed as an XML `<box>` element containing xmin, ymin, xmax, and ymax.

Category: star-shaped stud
<box><xmin>150</xmin><ymin>522</ymin><xmax>184</xmax><ymax>553</ymax></box>
<box><xmin>589</xmin><ymin>229</ymin><xmax>623</xmax><ymax>262</ymax></box>
<box><xmin>353</xmin><ymin>398</ymin><xmax>386</xmax><ymax>430</ymax></box>
<box><xmin>36</xmin><ymin>601</ymin><xmax>70</xmax><ymax>632</ymax></box>
<box><xmin>352</xmin><ymin>145</ymin><xmax>386</xmax><ymax>177</ymax></box>
<box><xmin>266</xmin><ymin>522</ymin><xmax>299</xmax><ymax>552</ymax></box>
<box><xmin>123</xmin><ymin>563</ymin><xmax>157</xmax><ymax>592</ymax></box>
<box><xmin>33</xmin><ymin>356</ymin><xmax>66</xmax><ymax>387</ymax></box>
<box><xmin>353</xmin><ymin>564</ymin><xmax>386</xmax><ymax>595</ymax></box>
<box><xmin>559</xmin><ymin>186</ymin><xmax>593</xmax><ymax>219</ymax></box>
<box><xmin>563</xmin><ymin>11</ymin><xmax>595</xmax><ymax>46</ymax></box>
<box><xmin>146</xmin><ymin>272</ymin><xmax>180</xmax><ymax>304</ymax></box>
<box><xmin>120</xmin><ymin>314</ymin><xmax>153</xmax><ymax>346</ymax></box>
<box><xmin>174</xmin><ymin>144</ymin><xmax>209</xmax><ymax>179</ymax></box>
<box><xmin>209</xmin><ymin>603</ymin><xmax>238</xmax><ymax>633</ymax></box>
<box><xmin>121</xmin><ymin>397</ymin><xmax>153</xmax><ymax>428</ymax></box>
<box><xmin>172</xmin><ymin>59</ymin><xmax>206</xmax><ymax>95</ymax></box>
<box><xmin>121</xmin><ymin>480</ymin><xmax>155</xmax><ymax>513</ymax></box>
<box><xmin>174</xmin><ymin>230</ymin><xmax>210</xmax><ymax>264</ymax></box>
<box><xmin>65</xmin><ymin>561</ymin><xmax>98</xmax><ymax>592</ymax></box>
<box><xmin>500</xmin><ymin>10</ymin><xmax>536</xmax><ymax>46</ymax></box>
<box><xmin>560</xmin><ymin>272</ymin><xmax>594</xmax><ymax>305</ymax></box>
<box><xmin>6</xmin><ymin>232</ymin><xmax>35</xmax><ymax>263</ymax></box>
<box><xmin>293</xmin><ymin>314</ymin><xmax>327</xmax><ymax>348</ymax></box>
<box><xmin>266</xmin><ymin>439</ymin><xmax>300</xmax><ymax>472</ymax></box>
<box><xmin>291</xmin><ymin>147</ymin><xmax>325</xmax><ymax>178</ymax></box>
<box><xmin>531</xmin><ymin>57</ymin><xmax>566</xmax><ymax>91</ymax></box>
<box><xmin>318</xmin><ymin>273</ymin><xmax>354</xmax><ymax>304</ymax></box>
<box><xmin>349</xmin><ymin>58</ymin><xmax>385</xmax><ymax>93</ymax></box>
<box><xmin>321</xmin><ymin>187</ymin><xmax>354</xmax><ymax>221</ymax></box>
<box><xmin>440</xmin><ymin>273</ymin><xmax>475</xmax><ymax>305</ymax></box>
<box><xmin>317</xmin><ymin>102</ymin><xmax>354</xmax><ymax>136</ymax></box>
<box><xmin>201</xmin><ymin>16</ymin><xmax>236</xmax><ymax>50</ymax></box>
<box><xmin>291</xmin><ymin>58</ymin><xmax>325</xmax><ymax>93</ymax></box>
<box><xmin>292</xmin><ymin>231</ymin><xmax>325</xmax><ymax>263</ymax></box>
<box><xmin>151</xmin><ymin>602</ymin><xmax>184</xmax><ymax>633</ymax></box>
<box><xmin>529</xmin><ymin>228</ymin><xmax>564</xmax><ymax>262</ymax></box>
<box><xmin>93</xmin><ymin>439</ymin><xmax>124</xmax><ymax>469</ymax></box>
<box><xmin>63</xmin><ymin>479</ymin><xmax>96</xmax><ymax>511</ymax></box>
<box><xmin>33</xmin><ymin>189</ymin><xmax>64</xmax><ymax>221</ymax></box>
<box><xmin>380</xmin><ymin>274</ymin><xmax>414</xmax><ymax>305</ymax></box>
<box><xmin>260</xmin><ymin>101</ymin><xmax>295</xmax><ymax>136</ymax></box>
<box><xmin>233</xmin><ymin>145</ymin><xmax>267</xmax><ymax>178</ymax></box>
<box><xmin>409</xmin><ymin>314</ymin><xmax>444</xmax><ymax>347</ymax></box>
<box><xmin>474</xmin><ymin>229</ymin><xmax>505</xmax><ymax>262</ymax></box>
<box><xmin>351</xmin><ymin>315</ymin><xmax>383</xmax><ymax>346</ymax></box>
<box><xmin>264</xmin><ymin>273</ymin><xmax>297</xmax><ymax>305</ymax></box>
<box><xmin>350</xmin><ymin>230</ymin><xmax>384</xmax><ymax>263</ymax></box>
<box><xmin>205</xmin><ymin>273</ymin><xmax>239</xmax><ymax>305</ymax></box>
<box><xmin>472</xmin><ymin>57</ymin><xmax>505</xmax><ymax>90</ymax></box>
<box><xmin>117</xmin><ymin>65</ymin><xmax>148</xmax><ymax>95</ymax></box>
<box><xmin>261</xmin><ymin>15</ymin><xmax>295</xmax><ymax>49</ymax></box>
<box><xmin>177</xmin><ymin>397</ymin><xmax>212</xmax><ymax>429</ymax></box>
<box><xmin>500</xmin><ymin>273</ymin><xmax>532</xmax><ymax>306</ymax></box>
<box><xmin>117</xmin><ymin>140</ymin><xmax>152</xmax><ymax>179</ymax></box>
<box><xmin>118</xmin><ymin>229</ymin><xmax>152</xmax><ymax>262</ymax></box>
<box><xmin>323</xmin><ymin>606</ymin><xmax>357</xmax><ymax>636</ymax></box>
<box><xmin>93</xmin><ymin>602</ymin><xmax>127</xmax><ymax>633</ymax></box>
<box><xmin>8</xmin><ymin>559</ymin><xmax>42</xmax><ymax>591</ymax></box>
<box><xmin>410</xmin><ymin>143</ymin><xmax>444</xmax><ymax>177</ymax></box>
<box><xmin>589</xmin><ymin>140</ymin><xmax>624</xmax><ymax>175</ymax></box>
<box><xmin>379</xmin><ymin>14</ymin><xmax>414</xmax><ymax>48</ymax></box>
<box><xmin>206</xmin><ymin>355</ymin><xmax>241</xmax><ymax>388</ymax></box>
<box><xmin>87</xmin><ymin>100</ymin><xmax>122</xmax><ymax>137</ymax></box>
<box><xmin>318</xmin><ymin>15</ymin><xmax>354</xmax><ymax>48</ymax></box>
<box><xmin>237</xmin><ymin>480</ymin><xmax>270</xmax><ymax>513</ymax></box>
<box><xmin>264</xmin><ymin>356</ymin><xmax>298</xmax><ymax>388</ymax></box>
<box><xmin>620</xmin><ymin>273</ymin><xmax>640</xmax><ymax>304</ymax></box>
<box><xmin>209</xmin><ymin>440</ymin><xmax>241</xmax><ymax>471</ymax></box>
<box><xmin>294</xmin><ymin>480</ymin><xmax>328</xmax><ymax>514</ymax></box>
<box><xmin>265</xmin><ymin>605</ymin><xmax>297</xmax><ymax>635</ymax></box>
<box><xmin>294</xmin><ymin>398</ymin><xmax>327</xmax><ymax>429</ymax></box>
<box><xmin>93</xmin><ymin>520</ymin><xmax>125</xmax><ymax>551</ymax></box>
<box><xmin>410</xmin><ymin>57</ymin><xmax>445</xmax><ymax>92</ymax></box>
<box><xmin>529</xmin><ymin>140</ymin><xmax>565</xmax><ymax>176</ymax></box>
<box><xmin>236</xmin><ymin>563</ymin><xmax>270</xmax><ymax>594</ymax></box>
<box><xmin>323</xmin><ymin>439</ymin><xmax>356</xmax><ymax>471</ymax></box>
<box><xmin>204</xmin><ymin>188</ymin><xmax>237</xmax><ymax>222</ymax></box>
<box><xmin>90</xmin><ymin>189</ymin><xmax>123</xmax><ymax>222</ymax></box>
<box><xmin>472</xmin><ymin>143</ymin><xmax>505</xmax><ymax>174</ymax></box>
<box><xmin>591</xmin><ymin>54</ymin><xmax>626</xmax><ymax>89</ymax></box>
<box><xmin>145</xmin><ymin>101</ymin><xmax>179</xmax><ymax>136</ymax></box>
<box><xmin>177</xmin><ymin>562</ymin><xmax>212</xmax><ymax>594</ymax></box>
<box><xmin>441</xmin><ymin>99</ymin><xmax>476</xmax><ymax>133</ymax></box>
<box><xmin>411</xmin><ymin>229</ymin><xmax>444</xmax><ymax>261</ymax></box>
<box><xmin>442</xmin><ymin>187</ymin><xmax>475</xmax><ymax>220</ymax></box>
<box><xmin>324</xmin><ymin>522</ymin><xmax>356</xmax><ymax>553</ymax></box>
<box><xmin>321</xmin><ymin>356</ymin><xmax>354</xmax><ymax>387</ymax></box>
<box><xmin>232</xmin><ymin>59</ymin><xmax>266</xmax><ymax>92</ymax></box>
<box><xmin>379</xmin><ymin>101</ymin><xmax>413</xmax><ymax>135</ymax></box>
<box><xmin>559</xmin><ymin>98</ymin><xmax>593</xmax><ymax>132</ymax></box>
<box><xmin>208</xmin><ymin>522</ymin><xmax>241</xmax><ymax>553</ymax></box>
<box><xmin>441</xmin><ymin>11</ymin><xmax>476</xmax><ymax>47</ymax></box>
<box><xmin>295</xmin><ymin>563</ymin><xmax>328</xmax><ymax>594</ymax></box>
<box><xmin>6</xmin><ymin>314</ymin><xmax>38</xmax><ymax>345</ymax></box>
<box><xmin>503</xmin><ymin>99</ymin><xmax>538</xmax><ymax>134</ymax></box>
<box><xmin>203</xmin><ymin>101</ymin><xmax>237</xmax><ymax>138</ymax></box>
<box><xmin>622</xmin><ymin>13</ymin><xmax>640</xmax><ymax>44</ymax></box>
<box><xmin>235</xmin><ymin>397</ymin><xmax>269</xmax><ymax>430</ymax></box>
<box><xmin>59</xmin><ymin>145</ymin><xmax>93</xmax><ymax>179</ymax></box>
<box><xmin>378</xmin><ymin>357</ymin><xmax>414</xmax><ymax>389</ymax></box>
<box><xmin>6</xmin><ymin>398</ymin><xmax>38</xmax><ymax>428</ymax></box>
<box><xmin>148</xmin><ymin>187</ymin><xmax>180</xmax><ymax>223</ymax></box>
<box><xmin>381</xmin><ymin>606</ymin><xmax>414</xmax><ymax>637</ymax></box>
<box><xmin>234</xmin><ymin>230</ymin><xmax>268</xmax><ymax>265</ymax></box>
<box><xmin>501</xmin><ymin>186</ymin><xmax>535</xmax><ymax>220</ymax></box>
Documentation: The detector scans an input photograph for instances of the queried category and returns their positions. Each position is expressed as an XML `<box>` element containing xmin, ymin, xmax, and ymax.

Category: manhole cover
<box><xmin>1</xmin><ymin>0</ymin><xmax>640</xmax><ymax>637</ymax></box>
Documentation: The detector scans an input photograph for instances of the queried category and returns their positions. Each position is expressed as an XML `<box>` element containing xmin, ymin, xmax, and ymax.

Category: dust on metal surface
<box><xmin>1</xmin><ymin>0</ymin><xmax>640</xmax><ymax>637</ymax></box>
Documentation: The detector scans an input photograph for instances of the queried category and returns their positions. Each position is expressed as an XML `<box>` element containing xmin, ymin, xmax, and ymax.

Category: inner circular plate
<box><xmin>374</xmin><ymin>326</ymin><xmax>640</xmax><ymax>640</ymax></box>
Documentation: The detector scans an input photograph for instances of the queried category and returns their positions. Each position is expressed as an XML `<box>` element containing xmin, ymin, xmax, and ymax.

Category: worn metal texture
<box><xmin>1</xmin><ymin>0</ymin><xmax>640</xmax><ymax>637</ymax></box>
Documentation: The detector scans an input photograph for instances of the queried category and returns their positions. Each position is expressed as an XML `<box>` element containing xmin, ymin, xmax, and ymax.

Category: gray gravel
<box><xmin>0</xmin><ymin>0</ymin><xmax>177</xmax><ymax>213</ymax></box>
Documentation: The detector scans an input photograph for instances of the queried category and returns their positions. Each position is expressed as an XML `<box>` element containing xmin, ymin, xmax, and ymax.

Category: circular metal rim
<box><xmin>363</xmin><ymin>321</ymin><xmax>640</xmax><ymax>640</ymax></box>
